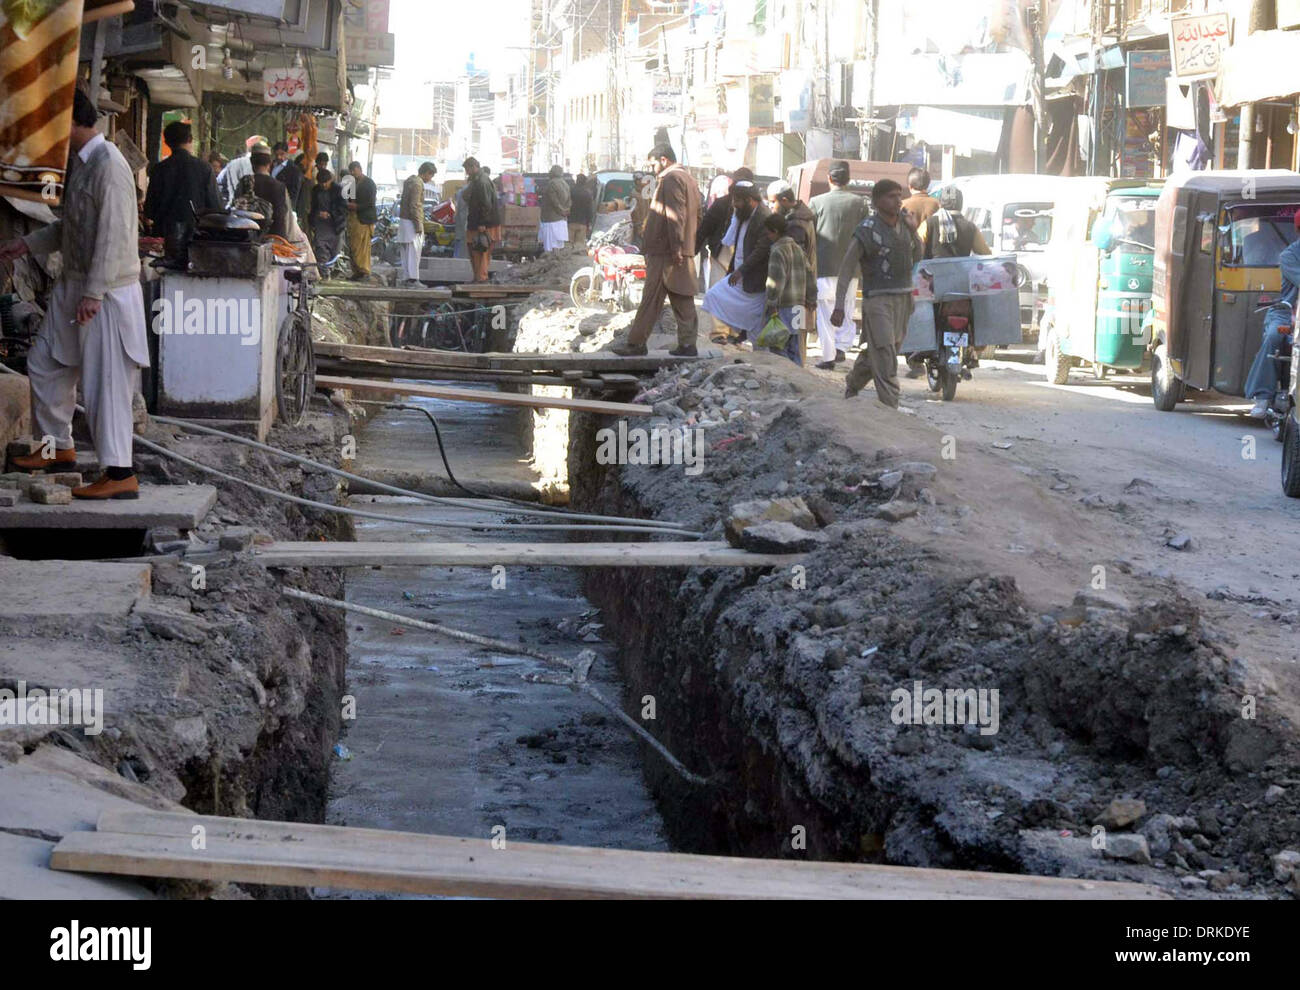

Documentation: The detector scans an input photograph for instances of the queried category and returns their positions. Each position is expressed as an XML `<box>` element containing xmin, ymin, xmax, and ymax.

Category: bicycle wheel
<box><xmin>276</xmin><ymin>308</ymin><xmax>315</xmax><ymax>427</ymax></box>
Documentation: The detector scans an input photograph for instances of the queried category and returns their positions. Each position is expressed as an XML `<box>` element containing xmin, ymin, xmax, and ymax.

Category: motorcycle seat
<box><xmin>606</xmin><ymin>253</ymin><xmax>645</xmax><ymax>269</ymax></box>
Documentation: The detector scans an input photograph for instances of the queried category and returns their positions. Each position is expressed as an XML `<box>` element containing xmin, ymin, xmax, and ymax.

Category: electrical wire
<box><xmin>150</xmin><ymin>409</ymin><xmax>691</xmax><ymax>531</ymax></box>
<box><xmin>0</xmin><ymin>362</ymin><xmax>701</xmax><ymax>537</ymax></box>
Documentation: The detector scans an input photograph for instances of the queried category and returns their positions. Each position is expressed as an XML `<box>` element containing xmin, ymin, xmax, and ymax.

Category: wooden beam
<box><xmin>316</xmin><ymin>284</ymin><xmax>453</xmax><ymax>302</ymax></box>
<box><xmin>48</xmin><ymin>810</ymin><xmax>1167</xmax><ymax>900</ymax></box>
<box><xmin>313</xmin><ymin>341</ymin><xmax>710</xmax><ymax>373</ymax></box>
<box><xmin>315</xmin><ymin>375</ymin><xmax>651</xmax><ymax>416</ymax></box>
<box><xmin>316</xmin><ymin>358</ymin><xmax>582</xmax><ymax>388</ymax></box>
<box><xmin>254</xmin><ymin>541</ymin><xmax>799</xmax><ymax>568</ymax></box>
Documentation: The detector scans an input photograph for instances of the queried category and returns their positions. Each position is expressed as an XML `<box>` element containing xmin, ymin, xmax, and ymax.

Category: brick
<box><xmin>29</xmin><ymin>483</ymin><xmax>72</xmax><ymax>506</ymax></box>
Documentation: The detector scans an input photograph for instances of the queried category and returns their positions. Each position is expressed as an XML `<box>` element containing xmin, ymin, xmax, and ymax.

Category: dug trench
<box><xmin>555</xmin><ymin>354</ymin><xmax>1300</xmax><ymax>898</ymax></box>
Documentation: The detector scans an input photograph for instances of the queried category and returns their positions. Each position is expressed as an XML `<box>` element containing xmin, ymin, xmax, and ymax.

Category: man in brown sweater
<box><xmin>613</xmin><ymin>144</ymin><xmax>701</xmax><ymax>357</ymax></box>
<box><xmin>900</xmin><ymin>167</ymin><xmax>941</xmax><ymax>230</ymax></box>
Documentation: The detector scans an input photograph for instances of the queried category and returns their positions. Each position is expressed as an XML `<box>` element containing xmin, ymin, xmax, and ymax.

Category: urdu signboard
<box><xmin>1169</xmin><ymin>12</ymin><xmax>1232</xmax><ymax>80</ymax></box>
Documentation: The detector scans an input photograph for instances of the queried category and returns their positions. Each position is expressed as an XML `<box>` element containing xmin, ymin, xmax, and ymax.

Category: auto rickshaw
<box><xmin>1149</xmin><ymin>170</ymin><xmax>1300</xmax><ymax>411</ymax></box>
<box><xmin>1039</xmin><ymin>178</ymin><xmax>1164</xmax><ymax>382</ymax></box>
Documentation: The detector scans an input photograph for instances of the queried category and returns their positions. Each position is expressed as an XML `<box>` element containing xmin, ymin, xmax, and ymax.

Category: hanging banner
<box><xmin>263</xmin><ymin>66</ymin><xmax>311</xmax><ymax>105</ymax></box>
<box><xmin>0</xmin><ymin>0</ymin><xmax>85</xmax><ymax>205</ymax></box>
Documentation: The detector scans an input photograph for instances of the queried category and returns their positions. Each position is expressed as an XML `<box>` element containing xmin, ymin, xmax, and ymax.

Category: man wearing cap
<box><xmin>233</xmin><ymin>142</ymin><xmax>290</xmax><ymax>239</ymax></box>
<box><xmin>831</xmin><ymin>179</ymin><xmax>923</xmax><ymax>408</ymax></box>
<box><xmin>810</xmin><ymin>160</ymin><xmax>869</xmax><ymax>369</ymax></box>
<box><xmin>699</xmin><ymin>180</ymin><xmax>771</xmax><ymax>345</ymax></box>
<box><xmin>539</xmin><ymin>165</ymin><xmax>571</xmax><ymax>253</ymax></box>
<box><xmin>612</xmin><ymin>144</ymin><xmax>700</xmax><ymax>357</ymax></box>
<box><xmin>216</xmin><ymin>134</ymin><xmax>267</xmax><ymax>207</ymax></box>
<box><xmin>0</xmin><ymin>89</ymin><xmax>149</xmax><ymax>498</ymax></box>
<box><xmin>1246</xmin><ymin>216</ymin><xmax>1300</xmax><ymax>417</ymax></box>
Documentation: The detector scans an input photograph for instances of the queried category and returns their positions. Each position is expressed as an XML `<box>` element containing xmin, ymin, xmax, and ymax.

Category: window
<box><xmin>1170</xmin><ymin>205</ymin><xmax>1187</xmax><ymax>254</ymax></box>
<box><xmin>1101</xmin><ymin>196</ymin><xmax>1157</xmax><ymax>253</ymax></box>
<box><xmin>1000</xmin><ymin>202</ymin><xmax>1053</xmax><ymax>253</ymax></box>
<box><xmin>1221</xmin><ymin>203</ymin><xmax>1300</xmax><ymax>266</ymax></box>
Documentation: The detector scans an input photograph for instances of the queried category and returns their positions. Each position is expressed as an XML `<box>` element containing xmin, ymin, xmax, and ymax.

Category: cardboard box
<box><xmin>502</xmin><ymin>204</ymin><xmax>541</xmax><ymax>227</ymax></box>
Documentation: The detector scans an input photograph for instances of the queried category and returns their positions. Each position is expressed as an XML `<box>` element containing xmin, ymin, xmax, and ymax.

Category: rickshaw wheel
<box><xmin>1282</xmin><ymin>411</ymin><xmax>1300</xmax><ymax>499</ymax></box>
<box><xmin>1151</xmin><ymin>343</ymin><xmax>1184</xmax><ymax>412</ymax></box>
<box><xmin>1044</xmin><ymin>328</ymin><xmax>1071</xmax><ymax>385</ymax></box>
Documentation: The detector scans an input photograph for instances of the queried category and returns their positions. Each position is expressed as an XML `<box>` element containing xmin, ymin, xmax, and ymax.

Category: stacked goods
<box><xmin>500</xmin><ymin>192</ymin><xmax>542</xmax><ymax>255</ymax></box>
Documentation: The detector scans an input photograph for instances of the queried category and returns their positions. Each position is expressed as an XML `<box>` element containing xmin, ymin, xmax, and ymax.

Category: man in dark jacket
<box><xmin>346</xmin><ymin>161</ymin><xmax>377</xmax><ymax>279</ymax></box>
<box><xmin>233</xmin><ymin>142</ymin><xmax>290</xmax><ymax>239</ymax></box>
<box><xmin>700</xmin><ymin>180</ymin><xmax>770</xmax><ymax>343</ymax></box>
<box><xmin>310</xmin><ymin>168</ymin><xmax>347</xmax><ymax>279</ymax></box>
<box><xmin>612</xmin><ymin>144</ymin><xmax>701</xmax><ymax>356</ymax></box>
<box><xmin>463</xmin><ymin>156</ymin><xmax>501</xmax><ymax>283</ymax></box>
<box><xmin>695</xmin><ymin>167</ymin><xmax>753</xmax><ymax>296</ymax></box>
<box><xmin>568</xmin><ymin>175</ymin><xmax>594</xmax><ymax>253</ymax></box>
<box><xmin>143</xmin><ymin>120</ymin><xmax>220</xmax><ymax>264</ymax></box>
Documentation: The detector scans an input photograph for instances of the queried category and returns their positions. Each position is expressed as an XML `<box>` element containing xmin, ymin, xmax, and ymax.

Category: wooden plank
<box><xmin>450</xmin><ymin>284</ymin><xmax>543</xmax><ymax>297</ymax></box>
<box><xmin>316</xmin><ymin>358</ymin><xmax>577</xmax><ymax>388</ymax></box>
<box><xmin>254</xmin><ymin>540</ymin><xmax>799</xmax><ymax>569</ymax></box>
<box><xmin>316</xmin><ymin>284</ymin><xmax>453</xmax><ymax>302</ymax></box>
<box><xmin>419</xmin><ymin>257</ymin><xmax>509</xmax><ymax>283</ymax></box>
<box><xmin>316</xmin><ymin>375</ymin><xmax>651</xmax><ymax>416</ymax></box>
<box><xmin>313</xmin><ymin>340</ymin><xmax>712</xmax><ymax>373</ymax></box>
<box><xmin>48</xmin><ymin>810</ymin><xmax>1167</xmax><ymax>900</ymax></box>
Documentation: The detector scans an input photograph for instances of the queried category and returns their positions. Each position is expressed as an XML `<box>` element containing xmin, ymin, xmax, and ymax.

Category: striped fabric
<box><xmin>0</xmin><ymin>0</ymin><xmax>85</xmax><ymax>204</ymax></box>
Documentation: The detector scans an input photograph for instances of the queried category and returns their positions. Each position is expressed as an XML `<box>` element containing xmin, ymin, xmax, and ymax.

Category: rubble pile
<box><xmin>567</xmin><ymin>370</ymin><xmax>1300</xmax><ymax>899</ymax></box>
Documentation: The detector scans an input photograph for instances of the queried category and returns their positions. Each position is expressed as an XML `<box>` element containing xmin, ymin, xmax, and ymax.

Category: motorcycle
<box><xmin>1257</xmin><ymin>300</ymin><xmax>1294</xmax><ymax>443</ymax></box>
<box><xmin>901</xmin><ymin>255</ymin><xmax>1026</xmax><ymax>402</ymax></box>
<box><xmin>570</xmin><ymin>242</ymin><xmax>646</xmax><ymax>313</ymax></box>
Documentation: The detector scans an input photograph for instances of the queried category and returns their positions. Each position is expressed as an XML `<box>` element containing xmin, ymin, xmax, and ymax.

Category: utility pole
<box><xmin>1030</xmin><ymin>0</ymin><xmax>1046</xmax><ymax>174</ymax></box>
<box><xmin>607</xmin><ymin>0</ymin><xmax>621</xmax><ymax>169</ymax></box>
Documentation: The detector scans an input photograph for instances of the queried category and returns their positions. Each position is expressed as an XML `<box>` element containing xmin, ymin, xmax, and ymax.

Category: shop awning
<box><xmin>866</xmin><ymin>52</ymin><xmax>1031</xmax><ymax>107</ymax></box>
<box><xmin>1215</xmin><ymin>29</ymin><xmax>1300</xmax><ymax>107</ymax></box>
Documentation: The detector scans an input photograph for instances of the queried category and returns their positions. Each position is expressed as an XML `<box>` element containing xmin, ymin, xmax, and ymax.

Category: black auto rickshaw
<box><xmin>1150</xmin><ymin>170</ymin><xmax>1300</xmax><ymax>411</ymax></box>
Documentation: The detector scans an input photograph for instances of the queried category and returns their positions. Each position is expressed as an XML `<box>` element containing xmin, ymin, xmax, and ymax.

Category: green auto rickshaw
<box><xmin>1039</xmin><ymin>178</ymin><xmax>1164</xmax><ymax>383</ymax></box>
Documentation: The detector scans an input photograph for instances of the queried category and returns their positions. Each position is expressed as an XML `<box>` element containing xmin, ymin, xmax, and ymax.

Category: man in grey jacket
<box><xmin>809</xmin><ymin>160</ymin><xmax>869</xmax><ymax>369</ymax></box>
<box><xmin>0</xmin><ymin>89</ymin><xmax>149</xmax><ymax>499</ymax></box>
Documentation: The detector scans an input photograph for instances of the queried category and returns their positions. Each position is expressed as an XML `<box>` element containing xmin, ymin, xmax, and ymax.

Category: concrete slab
<box><xmin>0</xmin><ymin>560</ymin><xmax>151</xmax><ymax>623</ymax></box>
<box><xmin>0</xmin><ymin>756</ymin><xmax>179</xmax><ymax>839</ymax></box>
<box><xmin>0</xmin><ymin>831</ymin><xmax>153</xmax><ymax>899</ymax></box>
<box><xmin>0</xmin><ymin>483</ymin><xmax>217</xmax><ymax>530</ymax></box>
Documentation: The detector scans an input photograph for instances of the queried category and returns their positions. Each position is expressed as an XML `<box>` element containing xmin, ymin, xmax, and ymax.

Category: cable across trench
<box><xmin>0</xmin><ymin>361</ymin><xmax>701</xmax><ymax>537</ymax></box>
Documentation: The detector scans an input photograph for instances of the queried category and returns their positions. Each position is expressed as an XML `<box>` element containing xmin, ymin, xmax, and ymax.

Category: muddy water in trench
<box><xmin>321</xmin><ymin>392</ymin><xmax>666</xmax><ymax>892</ymax></box>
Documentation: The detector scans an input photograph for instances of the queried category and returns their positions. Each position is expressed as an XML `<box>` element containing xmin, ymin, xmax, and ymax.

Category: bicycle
<box><xmin>274</xmin><ymin>252</ymin><xmax>338</xmax><ymax>426</ymax></box>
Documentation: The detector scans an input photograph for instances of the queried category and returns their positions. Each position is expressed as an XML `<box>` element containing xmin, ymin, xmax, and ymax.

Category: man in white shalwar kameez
<box><xmin>0</xmin><ymin>89</ymin><xmax>149</xmax><ymax>499</ymax></box>
<box><xmin>700</xmin><ymin>183</ymin><xmax>769</xmax><ymax>340</ymax></box>
<box><xmin>397</xmin><ymin>162</ymin><xmax>435</xmax><ymax>285</ymax></box>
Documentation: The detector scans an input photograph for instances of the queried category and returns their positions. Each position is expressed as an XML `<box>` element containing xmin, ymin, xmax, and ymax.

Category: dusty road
<box><xmin>800</xmin><ymin>344</ymin><xmax>1300</xmax><ymax>728</ymax></box>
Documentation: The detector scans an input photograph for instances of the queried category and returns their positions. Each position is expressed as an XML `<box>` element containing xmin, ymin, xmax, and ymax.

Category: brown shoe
<box><xmin>10</xmin><ymin>446</ymin><xmax>76</xmax><ymax>473</ymax></box>
<box><xmin>71</xmin><ymin>474</ymin><xmax>139</xmax><ymax>500</ymax></box>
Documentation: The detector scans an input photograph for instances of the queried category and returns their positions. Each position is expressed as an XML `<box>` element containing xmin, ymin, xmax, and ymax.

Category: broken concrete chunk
<box><xmin>876</xmin><ymin>502</ymin><xmax>918</xmax><ymax>522</ymax></box>
<box><xmin>1166</xmin><ymin>532</ymin><xmax>1192</xmax><ymax>551</ymax></box>
<box><xmin>49</xmin><ymin>472</ymin><xmax>82</xmax><ymax>489</ymax></box>
<box><xmin>724</xmin><ymin>496</ymin><xmax>818</xmax><ymax>546</ymax></box>
<box><xmin>0</xmin><ymin>489</ymin><xmax>17</xmax><ymax>507</ymax></box>
<box><xmin>1097</xmin><ymin>797</ymin><xmax>1147</xmax><ymax>829</ymax></box>
<box><xmin>1271</xmin><ymin>849</ymin><xmax>1300</xmax><ymax>882</ymax></box>
<box><xmin>738</xmin><ymin>520</ymin><xmax>826</xmax><ymax>554</ymax></box>
<box><xmin>1102</xmin><ymin>832</ymin><xmax>1151</xmax><ymax>864</ymax></box>
<box><xmin>218</xmin><ymin>526</ymin><xmax>256</xmax><ymax>552</ymax></box>
<box><xmin>29</xmin><ymin>483</ymin><xmax>72</xmax><ymax>505</ymax></box>
<box><xmin>5</xmin><ymin>438</ymin><xmax>40</xmax><ymax>457</ymax></box>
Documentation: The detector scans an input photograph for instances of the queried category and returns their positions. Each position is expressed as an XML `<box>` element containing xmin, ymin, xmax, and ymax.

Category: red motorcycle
<box><xmin>570</xmin><ymin>243</ymin><xmax>646</xmax><ymax>313</ymax></box>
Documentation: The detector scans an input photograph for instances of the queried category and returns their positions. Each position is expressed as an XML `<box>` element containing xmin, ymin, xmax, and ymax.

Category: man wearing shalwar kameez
<box><xmin>1</xmin><ymin>89</ymin><xmax>149</xmax><ymax>499</ymax></box>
